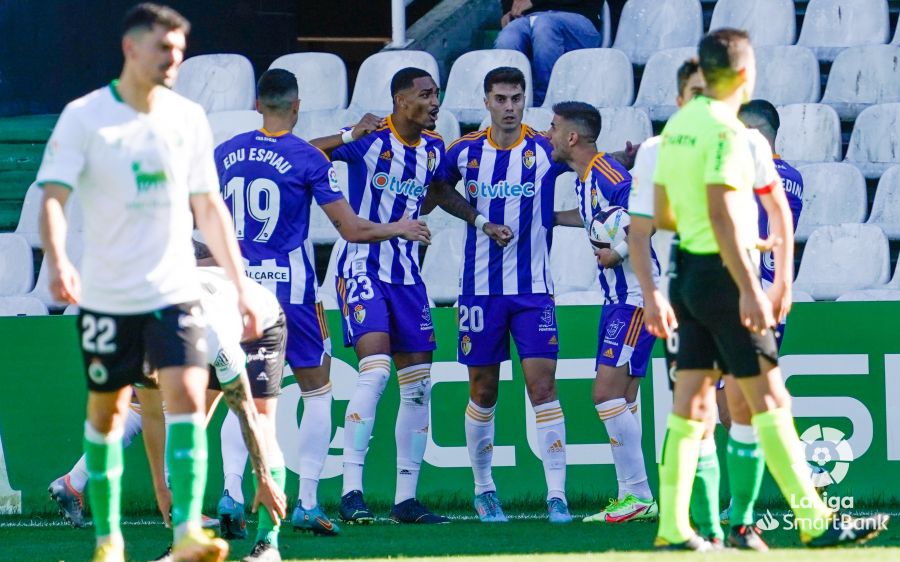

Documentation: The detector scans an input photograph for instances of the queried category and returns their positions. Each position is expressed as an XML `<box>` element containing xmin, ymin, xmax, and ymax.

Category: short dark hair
<box><xmin>257</xmin><ymin>69</ymin><xmax>299</xmax><ymax>112</ymax></box>
<box><xmin>123</xmin><ymin>3</ymin><xmax>190</xmax><ymax>36</ymax></box>
<box><xmin>698</xmin><ymin>28</ymin><xmax>751</xmax><ymax>85</ymax></box>
<box><xmin>739</xmin><ymin>99</ymin><xmax>780</xmax><ymax>135</ymax></box>
<box><xmin>676</xmin><ymin>57</ymin><xmax>701</xmax><ymax>96</ymax></box>
<box><xmin>390</xmin><ymin>67</ymin><xmax>434</xmax><ymax>97</ymax></box>
<box><xmin>552</xmin><ymin>101</ymin><xmax>601</xmax><ymax>142</ymax></box>
<box><xmin>483</xmin><ymin>67</ymin><xmax>526</xmax><ymax>95</ymax></box>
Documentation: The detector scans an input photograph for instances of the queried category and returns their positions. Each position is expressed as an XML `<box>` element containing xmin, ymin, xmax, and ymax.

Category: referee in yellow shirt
<box><xmin>651</xmin><ymin>28</ymin><xmax>889</xmax><ymax>550</ymax></box>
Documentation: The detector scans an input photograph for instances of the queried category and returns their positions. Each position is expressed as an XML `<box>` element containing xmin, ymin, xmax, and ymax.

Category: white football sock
<box><xmin>534</xmin><ymin>400</ymin><xmax>567</xmax><ymax>503</ymax></box>
<box><xmin>465</xmin><ymin>400</ymin><xmax>497</xmax><ymax>496</ymax></box>
<box><xmin>69</xmin><ymin>408</ymin><xmax>143</xmax><ymax>493</ymax></box>
<box><xmin>221</xmin><ymin>409</ymin><xmax>248</xmax><ymax>504</ymax></box>
<box><xmin>627</xmin><ymin>401</ymin><xmax>641</xmax><ymax>438</ymax></box>
<box><xmin>395</xmin><ymin>364</ymin><xmax>431</xmax><ymax>504</ymax></box>
<box><xmin>597</xmin><ymin>398</ymin><xmax>652</xmax><ymax>501</ymax></box>
<box><xmin>342</xmin><ymin>354</ymin><xmax>390</xmax><ymax>496</ymax></box>
<box><xmin>298</xmin><ymin>382</ymin><xmax>333</xmax><ymax>509</ymax></box>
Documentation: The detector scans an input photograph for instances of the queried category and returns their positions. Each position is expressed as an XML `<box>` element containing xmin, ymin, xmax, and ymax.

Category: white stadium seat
<box><xmin>550</xmin><ymin>227</ymin><xmax>600</xmax><ymax>295</ymax></box>
<box><xmin>555</xmin><ymin>290</ymin><xmax>603</xmax><ymax>305</ymax></box>
<box><xmin>174</xmin><ymin>54</ymin><xmax>256</xmax><ymax>113</ymax></box>
<box><xmin>433</xmin><ymin>110</ymin><xmax>461</xmax><ymax>145</ymax></box>
<box><xmin>633</xmin><ymin>47</ymin><xmax>697</xmax><ymax>122</ymax></box>
<box><xmin>775</xmin><ymin>104</ymin><xmax>842</xmax><ymax>165</ymax></box>
<box><xmin>795</xmin><ymin>163</ymin><xmax>867</xmax><ymax>242</ymax></box>
<box><xmin>836</xmin><ymin>289</ymin><xmax>900</xmax><ymax>301</ymax></box>
<box><xmin>207</xmin><ymin>110</ymin><xmax>262</xmax><ymax>147</ymax></box>
<box><xmin>794</xmin><ymin>224</ymin><xmax>890</xmax><ymax>300</ymax></box>
<box><xmin>845</xmin><ymin>103</ymin><xmax>900</xmax><ymax>178</ymax></box>
<box><xmin>294</xmin><ymin>108</ymin><xmax>361</xmax><ymax>140</ymax></box>
<box><xmin>14</xmin><ymin>182</ymin><xmax>42</xmax><ymax>248</ymax></box>
<box><xmin>63</xmin><ymin>304</ymin><xmax>79</xmax><ymax>315</ymax></box>
<box><xmin>612</xmin><ymin>0</ymin><xmax>702</xmax><ymax>65</ymax></box>
<box><xmin>0</xmin><ymin>296</ymin><xmax>48</xmax><ymax>317</ymax></box>
<box><xmin>442</xmin><ymin>50</ymin><xmax>533</xmax><ymax>126</ymax></box>
<box><xmin>420</xmin><ymin>229</ymin><xmax>464</xmax><ymax>305</ymax></box>
<box><xmin>269</xmin><ymin>52</ymin><xmax>348</xmax><ymax>111</ymax></box>
<box><xmin>754</xmin><ymin>46</ymin><xmax>821</xmax><ymax>106</ymax></box>
<box><xmin>29</xmin><ymin>233</ymin><xmax>83</xmax><ymax>310</ymax></box>
<box><xmin>554</xmin><ymin>172</ymin><xmax>580</xmax><ymax>212</ymax></box>
<box><xmin>349</xmin><ymin>51</ymin><xmax>440</xmax><ymax>114</ymax></box>
<box><xmin>596</xmin><ymin>107</ymin><xmax>653</xmax><ymax>153</ymax></box>
<box><xmin>710</xmin><ymin>0</ymin><xmax>796</xmax><ymax>46</ymax></box>
<box><xmin>792</xmin><ymin>289</ymin><xmax>815</xmax><ymax>302</ymax></box>
<box><xmin>0</xmin><ymin>233</ymin><xmax>33</xmax><ymax>296</ymax></box>
<box><xmin>478</xmin><ymin>108</ymin><xmax>555</xmax><ymax>133</ymax></box>
<box><xmin>865</xmin><ymin>165</ymin><xmax>900</xmax><ymax>239</ymax></box>
<box><xmin>541</xmin><ymin>49</ymin><xmax>634</xmax><ymax>109</ymax></box>
<box><xmin>797</xmin><ymin>0</ymin><xmax>889</xmax><ymax>62</ymax></box>
<box><xmin>821</xmin><ymin>45</ymin><xmax>900</xmax><ymax>119</ymax></box>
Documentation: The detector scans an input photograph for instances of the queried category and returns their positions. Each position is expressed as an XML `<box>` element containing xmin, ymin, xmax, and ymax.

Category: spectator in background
<box><xmin>495</xmin><ymin>0</ymin><xmax>603</xmax><ymax>106</ymax></box>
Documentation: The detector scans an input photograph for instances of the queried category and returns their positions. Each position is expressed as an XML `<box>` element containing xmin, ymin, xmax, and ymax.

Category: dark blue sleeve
<box><xmin>604</xmin><ymin>176</ymin><xmax>632</xmax><ymax>209</ymax></box>
<box><xmin>307</xmin><ymin>148</ymin><xmax>345</xmax><ymax>206</ymax></box>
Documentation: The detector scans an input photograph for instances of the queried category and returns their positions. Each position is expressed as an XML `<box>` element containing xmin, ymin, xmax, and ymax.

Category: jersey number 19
<box><xmin>223</xmin><ymin>176</ymin><xmax>281</xmax><ymax>243</ymax></box>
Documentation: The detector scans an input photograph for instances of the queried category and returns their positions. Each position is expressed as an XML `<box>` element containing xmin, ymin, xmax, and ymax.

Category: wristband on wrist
<box><xmin>474</xmin><ymin>215</ymin><xmax>488</xmax><ymax>230</ymax></box>
<box><xmin>613</xmin><ymin>242</ymin><xmax>629</xmax><ymax>259</ymax></box>
<box><xmin>341</xmin><ymin>129</ymin><xmax>355</xmax><ymax>144</ymax></box>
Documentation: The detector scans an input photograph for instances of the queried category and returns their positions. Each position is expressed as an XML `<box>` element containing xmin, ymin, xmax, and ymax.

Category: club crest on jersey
<box><xmin>379</xmin><ymin>149</ymin><xmax>393</xmax><ymax>160</ymax></box>
<box><xmin>353</xmin><ymin>304</ymin><xmax>366</xmax><ymax>324</ymax></box>
<box><xmin>461</xmin><ymin>334</ymin><xmax>472</xmax><ymax>355</ymax></box>
<box><xmin>467</xmin><ymin>158</ymin><xmax>479</xmax><ymax>169</ymax></box>
<box><xmin>427</xmin><ymin>150</ymin><xmax>437</xmax><ymax>172</ymax></box>
<box><xmin>523</xmin><ymin>149</ymin><xmax>536</xmax><ymax>169</ymax></box>
<box><xmin>591</xmin><ymin>187</ymin><xmax>599</xmax><ymax>209</ymax></box>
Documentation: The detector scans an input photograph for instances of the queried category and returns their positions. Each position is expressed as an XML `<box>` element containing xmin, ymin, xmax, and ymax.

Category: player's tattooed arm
<box><xmin>426</xmin><ymin>180</ymin><xmax>514</xmax><ymax>246</ymax></box>
<box><xmin>554</xmin><ymin>208</ymin><xmax>584</xmax><ymax>227</ymax></box>
<box><xmin>222</xmin><ymin>373</ymin><xmax>271</xmax><ymax>479</ymax></box>
<box><xmin>310</xmin><ymin>113</ymin><xmax>382</xmax><ymax>156</ymax></box>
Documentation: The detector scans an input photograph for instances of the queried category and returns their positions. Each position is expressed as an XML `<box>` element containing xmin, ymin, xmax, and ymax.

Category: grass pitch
<box><xmin>3</xmin><ymin>511</ymin><xmax>900</xmax><ymax>562</ymax></box>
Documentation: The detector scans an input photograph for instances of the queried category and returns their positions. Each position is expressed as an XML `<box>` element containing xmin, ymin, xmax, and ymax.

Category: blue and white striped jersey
<box><xmin>574</xmin><ymin>153</ymin><xmax>659</xmax><ymax>306</ymax></box>
<box><xmin>442</xmin><ymin>126</ymin><xmax>566</xmax><ymax>295</ymax></box>
<box><xmin>215</xmin><ymin>129</ymin><xmax>344</xmax><ymax>305</ymax></box>
<box><xmin>331</xmin><ymin>116</ymin><xmax>444</xmax><ymax>285</ymax></box>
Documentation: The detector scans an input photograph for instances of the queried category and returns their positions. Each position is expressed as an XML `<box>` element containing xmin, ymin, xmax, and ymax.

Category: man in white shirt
<box><xmin>37</xmin><ymin>4</ymin><xmax>277</xmax><ymax>562</ymax></box>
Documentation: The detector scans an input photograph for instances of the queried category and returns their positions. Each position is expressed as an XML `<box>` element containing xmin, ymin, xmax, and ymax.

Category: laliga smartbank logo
<box><xmin>755</xmin><ymin>424</ymin><xmax>857</xmax><ymax>531</ymax></box>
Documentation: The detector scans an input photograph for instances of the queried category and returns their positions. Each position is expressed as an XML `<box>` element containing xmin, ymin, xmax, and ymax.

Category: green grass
<box><xmin>3</xmin><ymin>511</ymin><xmax>900</xmax><ymax>562</ymax></box>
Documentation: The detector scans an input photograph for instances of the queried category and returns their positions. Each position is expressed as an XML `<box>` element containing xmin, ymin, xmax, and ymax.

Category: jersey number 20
<box><xmin>223</xmin><ymin>176</ymin><xmax>281</xmax><ymax>242</ymax></box>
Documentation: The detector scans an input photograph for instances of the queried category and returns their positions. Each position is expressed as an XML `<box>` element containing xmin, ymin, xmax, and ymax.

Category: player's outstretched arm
<box><xmin>321</xmin><ymin>198</ymin><xmax>431</xmax><ymax>244</ymax></box>
<box><xmin>629</xmin><ymin>216</ymin><xmax>676</xmax><ymax>338</ymax></box>
<box><xmin>758</xmin><ymin>182</ymin><xmax>794</xmax><ymax>323</ymax></box>
<box><xmin>39</xmin><ymin>183</ymin><xmax>80</xmax><ymax>304</ymax></box>
<box><xmin>134</xmin><ymin>386</ymin><xmax>172</xmax><ymax>528</ymax></box>
<box><xmin>708</xmin><ymin>185</ymin><xmax>774</xmax><ymax>334</ymax></box>
<box><xmin>192</xmin><ymin>192</ymin><xmax>263</xmax><ymax>341</ymax></box>
<box><xmin>425</xmin><ymin>180</ymin><xmax>514</xmax><ymax>247</ymax></box>
<box><xmin>221</xmin><ymin>372</ymin><xmax>287</xmax><ymax>522</ymax></box>
<box><xmin>554</xmin><ymin>208</ymin><xmax>583</xmax><ymax>227</ymax></box>
<box><xmin>310</xmin><ymin>113</ymin><xmax>382</xmax><ymax>157</ymax></box>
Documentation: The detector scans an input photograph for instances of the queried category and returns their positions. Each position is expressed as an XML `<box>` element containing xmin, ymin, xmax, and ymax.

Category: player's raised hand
<box><xmin>740</xmin><ymin>287</ymin><xmax>776</xmax><ymax>335</ymax></box>
<box><xmin>396</xmin><ymin>213</ymin><xmax>431</xmax><ymax>245</ymax></box>
<box><xmin>594</xmin><ymin>247</ymin><xmax>624</xmax><ymax>268</ymax></box>
<box><xmin>252</xmin><ymin>471</ymin><xmax>288</xmax><ymax>523</ymax></box>
<box><xmin>49</xmin><ymin>258</ymin><xmax>81</xmax><ymax>304</ymax></box>
<box><xmin>643</xmin><ymin>289</ymin><xmax>678</xmax><ymax>338</ymax></box>
<box><xmin>484</xmin><ymin>222</ymin><xmax>514</xmax><ymax>247</ymax></box>
<box><xmin>351</xmin><ymin>113</ymin><xmax>383</xmax><ymax>141</ymax></box>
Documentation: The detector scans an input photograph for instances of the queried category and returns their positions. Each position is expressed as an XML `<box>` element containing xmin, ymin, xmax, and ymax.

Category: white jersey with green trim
<box><xmin>36</xmin><ymin>82</ymin><xmax>218</xmax><ymax>314</ymax></box>
<box><xmin>198</xmin><ymin>267</ymin><xmax>282</xmax><ymax>386</ymax></box>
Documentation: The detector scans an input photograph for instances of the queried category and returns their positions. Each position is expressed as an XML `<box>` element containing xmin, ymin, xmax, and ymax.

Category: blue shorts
<box><xmin>283</xmin><ymin>301</ymin><xmax>332</xmax><ymax>369</ymax></box>
<box><xmin>336</xmin><ymin>275</ymin><xmax>436</xmax><ymax>354</ymax></box>
<box><xmin>596</xmin><ymin>303</ymin><xmax>656</xmax><ymax>376</ymax></box>
<box><xmin>457</xmin><ymin>294</ymin><xmax>559</xmax><ymax>365</ymax></box>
